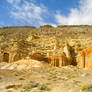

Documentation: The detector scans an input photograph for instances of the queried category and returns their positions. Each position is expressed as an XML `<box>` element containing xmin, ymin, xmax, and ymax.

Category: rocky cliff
<box><xmin>0</xmin><ymin>25</ymin><xmax>92</xmax><ymax>70</ymax></box>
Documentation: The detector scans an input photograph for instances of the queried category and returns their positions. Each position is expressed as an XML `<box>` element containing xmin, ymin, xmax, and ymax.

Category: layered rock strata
<box><xmin>0</xmin><ymin>26</ymin><xmax>92</xmax><ymax>70</ymax></box>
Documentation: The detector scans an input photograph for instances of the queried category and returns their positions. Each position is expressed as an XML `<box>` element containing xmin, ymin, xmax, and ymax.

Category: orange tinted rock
<box><xmin>29</xmin><ymin>53</ymin><xmax>48</xmax><ymax>62</ymax></box>
<box><xmin>32</xmin><ymin>38</ymin><xmax>42</xmax><ymax>42</ymax></box>
<box><xmin>77</xmin><ymin>47</ymin><xmax>92</xmax><ymax>70</ymax></box>
<box><xmin>46</xmin><ymin>44</ymin><xmax>72</xmax><ymax>67</ymax></box>
<box><xmin>48</xmin><ymin>55</ymin><xmax>71</xmax><ymax>67</ymax></box>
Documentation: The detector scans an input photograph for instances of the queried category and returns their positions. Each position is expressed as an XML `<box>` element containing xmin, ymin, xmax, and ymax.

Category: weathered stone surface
<box><xmin>1</xmin><ymin>26</ymin><xmax>92</xmax><ymax>92</ymax></box>
<box><xmin>47</xmin><ymin>44</ymin><xmax>72</xmax><ymax>67</ymax></box>
<box><xmin>77</xmin><ymin>47</ymin><xmax>92</xmax><ymax>70</ymax></box>
<box><xmin>0</xmin><ymin>26</ymin><xmax>92</xmax><ymax>70</ymax></box>
<box><xmin>13</xmin><ymin>59</ymin><xmax>43</xmax><ymax>68</ymax></box>
<box><xmin>0</xmin><ymin>59</ymin><xmax>43</xmax><ymax>71</ymax></box>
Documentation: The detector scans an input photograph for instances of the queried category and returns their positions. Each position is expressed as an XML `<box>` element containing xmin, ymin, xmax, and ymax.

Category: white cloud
<box><xmin>7</xmin><ymin>0</ymin><xmax>13</xmax><ymax>4</ymax></box>
<box><xmin>55</xmin><ymin>0</ymin><xmax>92</xmax><ymax>25</ymax></box>
<box><xmin>7</xmin><ymin>0</ymin><xmax>54</xmax><ymax>27</ymax></box>
<box><xmin>6</xmin><ymin>0</ymin><xmax>92</xmax><ymax>27</ymax></box>
<box><xmin>7</xmin><ymin>0</ymin><xmax>21</xmax><ymax>4</ymax></box>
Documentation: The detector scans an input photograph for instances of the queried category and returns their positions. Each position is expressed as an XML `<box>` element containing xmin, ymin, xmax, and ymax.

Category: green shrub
<box><xmin>81</xmin><ymin>83</ymin><xmax>92</xmax><ymax>92</ymax></box>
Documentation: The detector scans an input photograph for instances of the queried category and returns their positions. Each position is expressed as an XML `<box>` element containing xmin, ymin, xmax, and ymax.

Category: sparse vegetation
<box><xmin>21</xmin><ymin>82</ymin><xmax>50</xmax><ymax>92</ymax></box>
<box><xmin>6</xmin><ymin>84</ymin><xmax>22</xmax><ymax>89</ymax></box>
<box><xmin>81</xmin><ymin>83</ymin><xmax>92</xmax><ymax>92</ymax></box>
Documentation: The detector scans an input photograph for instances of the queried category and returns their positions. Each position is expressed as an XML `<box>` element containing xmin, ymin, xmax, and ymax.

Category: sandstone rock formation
<box><xmin>0</xmin><ymin>26</ymin><xmax>92</xmax><ymax>70</ymax></box>
<box><xmin>47</xmin><ymin>44</ymin><xmax>72</xmax><ymax>67</ymax></box>
<box><xmin>77</xmin><ymin>47</ymin><xmax>92</xmax><ymax>70</ymax></box>
<box><xmin>0</xmin><ymin>59</ymin><xmax>43</xmax><ymax>71</ymax></box>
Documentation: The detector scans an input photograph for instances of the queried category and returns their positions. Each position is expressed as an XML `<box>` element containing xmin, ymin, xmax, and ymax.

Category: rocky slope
<box><xmin>0</xmin><ymin>65</ymin><xmax>92</xmax><ymax>92</ymax></box>
<box><xmin>1</xmin><ymin>25</ymin><xmax>92</xmax><ymax>92</ymax></box>
<box><xmin>0</xmin><ymin>25</ymin><xmax>92</xmax><ymax>69</ymax></box>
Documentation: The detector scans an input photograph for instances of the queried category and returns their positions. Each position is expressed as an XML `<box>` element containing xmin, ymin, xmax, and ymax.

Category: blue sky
<box><xmin>0</xmin><ymin>0</ymin><xmax>92</xmax><ymax>27</ymax></box>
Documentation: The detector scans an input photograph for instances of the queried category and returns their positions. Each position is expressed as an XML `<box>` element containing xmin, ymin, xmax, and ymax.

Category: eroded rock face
<box><xmin>48</xmin><ymin>55</ymin><xmax>69</xmax><ymax>67</ymax></box>
<box><xmin>48</xmin><ymin>44</ymin><xmax>72</xmax><ymax>67</ymax></box>
<box><xmin>77</xmin><ymin>47</ymin><xmax>92</xmax><ymax>70</ymax></box>
<box><xmin>1</xmin><ymin>26</ymin><xmax>92</xmax><ymax>70</ymax></box>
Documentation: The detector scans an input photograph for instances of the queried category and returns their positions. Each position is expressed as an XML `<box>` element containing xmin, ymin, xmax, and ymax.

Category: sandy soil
<box><xmin>0</xmin><ymin>64</ymin><xmax>92</xmax><ymax>92</ymax></box>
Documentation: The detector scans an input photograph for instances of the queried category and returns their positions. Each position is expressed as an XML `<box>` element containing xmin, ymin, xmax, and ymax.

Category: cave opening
<box><xmin>3</xmin><ymin>53</ymin><xmax>9</xmax><ymax>62</ymax></box>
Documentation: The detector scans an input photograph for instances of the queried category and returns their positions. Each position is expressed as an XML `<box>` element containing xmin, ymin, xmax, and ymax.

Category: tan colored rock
<box><xmin>77</xmin><ymin>47</ymin><xmax>92</xmax><ymax>70</ymax></box>
<box><xmin>1</xmin><ymin>49</ymin><xmax>28</xmax><ymax>63</ymax></box>
<box><xmin>0</xmin><ymin>59</ymin><xmax>43</xmax><ymax>71</ymax></box>
<box><xmin>63</xmin><ymin>43</ymin><xmax>72</xmax><ymax>63</ymax></box>
<box><xmin>49</xmin><ymin>55</ymin><xmax>68</xmax><ymax>67</ymax></box>
<box><xmin>13</xmin><ymin>59</ymin><xmax>43</xmax><ymax>68</ymax></box>
<box><xmin>1</xmin><ymin>26</ymin><xmax>92</xmax><ymax>70</ymax></box>
<box><xmin>48</xmin><ymin>44</ymin><xmax>72</xmax><ymax>67</ymax></box>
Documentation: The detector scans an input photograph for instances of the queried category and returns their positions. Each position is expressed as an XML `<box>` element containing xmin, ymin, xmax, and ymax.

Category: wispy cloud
<box><xmin>7</xmin><ymin>0</ymin><xmax>13</xmax><ymax>4</ymax></box>
<box><xmin>7</xmin><ymin>0</ymin><xmax>51</xmax><ymax>27</ymax></box>
<box><xmin>7</xmin><ymin>0</ymin><xmax>92</xmax><ymax>27</ymax></box>
<box><xmin>55</xmin><ymin>0</ymin><xmax>92</xmax><ymax>25</ymax></box>
<box><xmin>7</xmin><ymin>0</ymin><xmax>21</xmax><ymax>4</ymax></box>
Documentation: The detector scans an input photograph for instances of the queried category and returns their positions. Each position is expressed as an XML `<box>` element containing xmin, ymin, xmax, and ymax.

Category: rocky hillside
<box><xmin>1</xmin><ymin>25</ymin><xmax>92</xmax><ymax>92</ymax></box>
<box><xmin>0</xmin><ymin>25</ymin><xmax>92</xmax><ymax>70</ymax></box>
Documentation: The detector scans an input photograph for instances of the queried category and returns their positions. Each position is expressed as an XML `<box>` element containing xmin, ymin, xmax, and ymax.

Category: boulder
<box><xmin>0</xmin><ymin>59</ymin><xmax>43</xmax><ymax>71</ymax></box>
<box><xmin>13</xmin><ymin>59</ymin><xmax>43</xmax><ymax>68</ymax></box>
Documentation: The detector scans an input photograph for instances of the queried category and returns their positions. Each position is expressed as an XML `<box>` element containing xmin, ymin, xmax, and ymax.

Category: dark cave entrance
<box><xmin>3</xmin><ymin>53</ymin><xmax>9</xmax><ymax>62</ymax></box>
